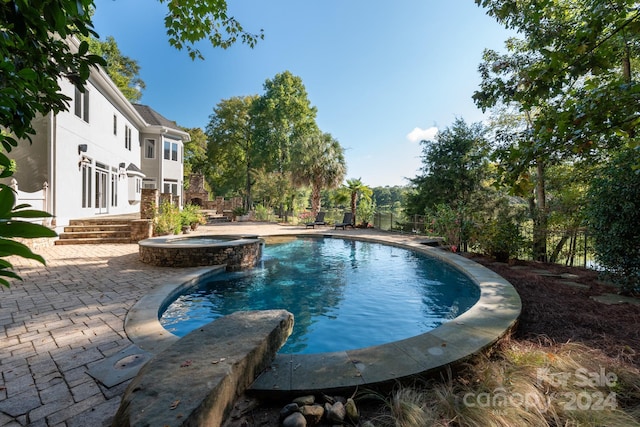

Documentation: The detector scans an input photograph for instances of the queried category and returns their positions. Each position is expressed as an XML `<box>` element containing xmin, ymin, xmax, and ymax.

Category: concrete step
<box><xmin>58</xmin><ymin>231</ymin><xmax>131</xmax><ymax>239</ymax></box>
<box><xmin>63</xmin><ymin>224</ymin><xmax>131</xmax><ymax>233</ymax></box>
<box><xmin>69</xmin><ymin>219</ymin><xmax>132</xmax><ymax>226</ymax></box>
<box><xmin>55</xmin><ymin>237</ymin><xmax>132</xmax><ymax>245</ymax></box>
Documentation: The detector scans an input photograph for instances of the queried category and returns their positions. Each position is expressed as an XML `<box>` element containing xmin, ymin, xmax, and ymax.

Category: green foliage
<box><xmin>291</xmin><ymin>131</ymin><xmax>347</xmax><ymax>216</ymax></box>
<box><xmin>158</xmin><ymin>0</ymin><xmax>263</xmax><ymax>60</ymax></box>
<box><xmin>476</xmin><ymin>200</ymin><xmax>528</xmax><ymax>262</ymax></box>
<box><xmin>180</xmin><ymin>203</ymin><xmax>206</xmax><ymax>227</ymax></box>
<box><xmin>253</xmin><ymin>71</ymin><xmax>319</xmax><ymax>174</ymax></box>
<box><xmin>341</xmin><ymin>178</ymin><xmax>372</xmax><ymax>226</ymax></box>
<box><xmin>0</xmin><ymin>156</ymin><xmax>56</xmax><ymax>287</ymax></box>
<box><xmin>356</xmin><ymin>197</ymin><xmax>376</xmax><ymax>226</ymax></box>
<box><xmin>183</xmin><ymin>127</ymin><xmax>209</xmax><ymax>179</ymax></box>
<box><xmin>0</xmin><ymin>0</ymin><xmax>105</xmax><ymax>151</ymax></box>
<box><xmin>253</xmin><ymin>204</ymin><xmax>271</xmax><ymax>222</ymax></box>
<box><xmin>153</xmin><ymin>201</ymin><xmax>182</xmax><ymax>235</ymax></box>
<box><xmin>474</xmin><ymin>0</ymin><xmax>639</xmax><ymax>165</ymax></box>
<box><xmin>206</xmin><ymin>95</ymin><xmax>259</xmax><ymax>206</ymax></box>
<box><xmin>586</xmin><ymin>149</ymin><xmax>640</xmax><ymax>293</ymax></box>
<box><xmin>83</xmin><ymin>35</ymin><xmax>145</xmax><ymax>102</ymax></box>
<box><xmin>406</xmin><ymin>118</ymin><xmax>490</xmax><ymax>216</ymax></box>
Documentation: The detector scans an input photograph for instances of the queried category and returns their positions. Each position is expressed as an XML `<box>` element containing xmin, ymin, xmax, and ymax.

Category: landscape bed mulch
<box><xmin>466</xmin><ymin>253</ymin><xmax>640</xmax><ymax>368</ymax></box>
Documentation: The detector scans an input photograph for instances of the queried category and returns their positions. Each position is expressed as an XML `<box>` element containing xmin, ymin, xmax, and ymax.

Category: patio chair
<box><xmin>334</xmin><ymin>212</ymin><xmax>354</xmax><ymax>230</ymax></box>
<box><xmin>305</xmin><ymin>211</ymin><xmax>326</xmax><ymax>228</ymax></box>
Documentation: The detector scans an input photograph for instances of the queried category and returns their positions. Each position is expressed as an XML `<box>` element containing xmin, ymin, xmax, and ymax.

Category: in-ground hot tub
<box><xmin>138</xmin><ymin>234</ymin><xmax>263</xmax><ymax>271</ymax></box>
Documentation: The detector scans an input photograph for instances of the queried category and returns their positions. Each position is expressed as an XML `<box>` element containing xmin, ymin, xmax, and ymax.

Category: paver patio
<box><xmin>0</xmin><ymin>223</ymin><xmax>347</xmax><ymax>426</ymax></box>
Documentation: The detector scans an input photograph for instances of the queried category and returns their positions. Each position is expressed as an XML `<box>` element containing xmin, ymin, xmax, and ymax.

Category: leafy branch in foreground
<box><xmin>0</xmin><ymin>152</ymin><xmax>56</xmax><ymax>287</ymax></box>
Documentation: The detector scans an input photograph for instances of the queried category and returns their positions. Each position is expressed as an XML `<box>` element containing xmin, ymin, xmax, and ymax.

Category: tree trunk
<box><xmin>532</xmin><ymin>159</ymin><xmax>548</xmax><ymax>262</ymax></box>
<box><xmin>310</xmin><ymin>184</ymin><xmax>321</xmax><ymax>217</ymax></box>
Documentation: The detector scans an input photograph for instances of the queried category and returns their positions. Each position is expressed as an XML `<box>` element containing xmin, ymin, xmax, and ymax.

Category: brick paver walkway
<box><xmin>0</xmin><ymin>241</ymin><xmax>212</xmax><ymax>426</ymax></box>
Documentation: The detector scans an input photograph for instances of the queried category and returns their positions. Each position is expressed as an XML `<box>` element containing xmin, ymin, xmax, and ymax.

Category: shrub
<box><xmin>476</xmin><ymin>200</ymin><xmax>527</xmax><ymax>262</ymax></box>
<box><xmin>254</xmin><ymin>204</ymin><xmax>271</xmax><ymax>222</ymax></box>
<box><xmin>586</xmin><ymin>148</ymin><xmax>640</xmax><ymax>294</ymax></box>
<box><xmin>181</xmin><ymin>203</ymin><xmax>206</xmax><ymax>227</ymax></box>
<box><xmin>154</xmin><ymin>201</ymin><xmax>182</xmax><ymax>235</ymax></box>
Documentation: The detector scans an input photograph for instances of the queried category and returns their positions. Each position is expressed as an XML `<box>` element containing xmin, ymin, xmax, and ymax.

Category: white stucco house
<box><xmin>5</xmin><ymin>40</ymin><xmax>189</xmax><ymax>230</ymax></box>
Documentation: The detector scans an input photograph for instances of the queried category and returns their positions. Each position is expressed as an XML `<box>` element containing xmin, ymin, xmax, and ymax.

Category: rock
<box><xmin>282</xmin><ymin>412</ymin><xmax>307</xmax><ymax>427</ymax></box>
<box><xmin>112</xmin><ymin>310</ymin><xmax>294</xmax><ymax>427</ymax></box>
<box><xmin>300</xmin><ymin>404</ymin><xmax>324</xmax><ymax>425</ymax></box>
<box><xmin>326</xmin><ymin>401</ymin><xmax>346</xmax><ymax>424</ymax></box>
<box><xmin>361</xmin><ymin>421</ymin><xmax>376</xmax><ymax>427</ymax></box>
<box><xmin>345</xmin><ymin>398</ymin><xmax>359</xmax><ymax>423</ymax></box>
<box><xmin>293</xmin><ymin>395</ymin><xmax>316</xmax><ymax>406</ymax></box>
<box><xmin>280</xmin><ymin>403</ymin><xmax>300</xmax><ymax>420</ymax></box>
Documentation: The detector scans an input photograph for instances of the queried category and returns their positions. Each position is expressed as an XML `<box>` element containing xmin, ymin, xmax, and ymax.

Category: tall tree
<box><xmin>183</xmin><ymin>127</ymin><xmax>208</xmax><ymax>178</ymax></box>
<box><xmin>475</xmin><ymin>0</ymin><xmax>640</xmax><ymax>157</ymax></box>
<box><xmin>291</xmin><ymin>132</ymin><xmax>347</xmax><ymax>216</ymax></box>
<box><xmin>473</xmin><ymin>0</ymin><xmax>640</xmax><ymax>258</ymax></box>
<box><xmin>253</xmin><ymin>71</ymin><xmax>318</xmax><ymax>175</ymax></box>
<box><xmin>406</xmin><ymin>118</ymin><xmax>490</xmax><ymax>216</ymax></box>
<box><xmin>84</xmin><ymin>35</ymin><xmax>146</xmax><ymax>102</ymax></box>
<box><xmin>206</xmin><ymin>95</ymin><xmax>259</xmax><ymax>208</ymax></box>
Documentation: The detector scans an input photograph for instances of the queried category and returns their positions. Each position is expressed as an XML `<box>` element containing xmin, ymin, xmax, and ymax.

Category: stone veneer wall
<box><xmin>140</xmin><ymin>189</ymin><xmax>158</xmax><ymax>219</ymax></box>
<box><xmin>130</xmin><ymin>220</ymin><xmax>153</xmax><ymax>242</ymax></box>
<box><xmin>139</xmin><ymin>239</ymin><xmax>263</xmax><ymax>271</ymax></box>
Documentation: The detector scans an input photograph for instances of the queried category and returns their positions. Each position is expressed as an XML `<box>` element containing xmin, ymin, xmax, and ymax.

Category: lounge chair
<box><xmin>305</xmin><ymin>211</ymin><xmax>326</xmax><ymax>228</ymax></box>
<box><xmin>334</xmin><ymin>212</ymin><xmax>354</xmax><ymax>230</ymax></box>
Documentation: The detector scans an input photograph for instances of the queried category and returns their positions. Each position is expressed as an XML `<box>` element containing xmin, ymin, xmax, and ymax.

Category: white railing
<box><xmin>9</xmin><ymin>178</ymin><xmax>51</xmax><ymax>226</ymax></box>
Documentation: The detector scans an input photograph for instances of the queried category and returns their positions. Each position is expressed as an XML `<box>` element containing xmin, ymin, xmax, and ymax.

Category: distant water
<box><xmin>160</xmin><ymin>238</ymin><xmax>480</xmax><ymax>354</ymax></box>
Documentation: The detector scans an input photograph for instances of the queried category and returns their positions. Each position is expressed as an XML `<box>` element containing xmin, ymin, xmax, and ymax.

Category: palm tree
<box><xmin>343</xmin><ymin>178</ymin><xmax>372</xmax><ymax>226</ymax></box>
<box><xmin>291</xmin><ymin>132</ymin><xmax>347</xmax><ymax>216</ymax></box>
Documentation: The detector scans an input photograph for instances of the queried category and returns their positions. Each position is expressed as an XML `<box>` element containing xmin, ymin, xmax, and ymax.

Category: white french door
<box><xmin>95</xmin><ymin>167</ymin><xmax>108</xmax><ymax>214</ymax></box>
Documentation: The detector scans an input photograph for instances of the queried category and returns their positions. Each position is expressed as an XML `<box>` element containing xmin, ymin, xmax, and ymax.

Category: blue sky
<box><xmin>92</xmin><ymin>1</ymin><xmax>513</xmax><ymax>187</ymax></box>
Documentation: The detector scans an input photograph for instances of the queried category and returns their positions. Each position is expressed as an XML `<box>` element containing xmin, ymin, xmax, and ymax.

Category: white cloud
<box><xmin>406</xmin><ymin>126</ymin><xmax>438</xmax><ymax>143</ymax></box>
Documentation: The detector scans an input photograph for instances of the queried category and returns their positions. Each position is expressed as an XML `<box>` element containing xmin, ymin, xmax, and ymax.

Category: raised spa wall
<box><xmin>138</xmin><ymin>235</ymin><xmax>263</xmax><ymax>271</ymax></box>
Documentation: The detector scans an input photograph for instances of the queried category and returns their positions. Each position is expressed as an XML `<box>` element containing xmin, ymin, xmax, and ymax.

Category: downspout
<box><xmin>49</xmin><ymin>111</ymin><xmax>57</xmax><ymax>230</ymax></box>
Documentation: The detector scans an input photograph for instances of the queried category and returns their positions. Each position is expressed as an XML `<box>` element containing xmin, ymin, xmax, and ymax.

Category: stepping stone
<box><xmin>591</xmin><ymin>294</ymin><xmax>640</xmax><ymax>306</ymax></box>
<box><xmin>559</xmin><ymin>273</ymin><xmax>580</xmax><ymax>280</ymax></box>
<box><xmin>559</xmin><ymin>281</ymin><xmax>589</xmax><ymax>289</ymax></box>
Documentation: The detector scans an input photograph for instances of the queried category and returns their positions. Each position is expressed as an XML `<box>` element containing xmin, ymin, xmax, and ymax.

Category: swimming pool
<box><xmin>160</xmin><ymin>237</ymin><xmax>480</xmax><ymax>354</ymax></box>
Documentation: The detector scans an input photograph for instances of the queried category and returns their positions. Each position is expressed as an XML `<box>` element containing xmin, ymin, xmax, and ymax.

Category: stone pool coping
<box><xmin>124</xmin><ymin>231</ymin><xmax>521</xmax><ymax>396</ymax></box>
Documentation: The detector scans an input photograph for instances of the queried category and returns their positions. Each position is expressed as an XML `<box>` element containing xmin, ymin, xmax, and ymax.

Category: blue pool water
<box><xmin>160</xmin><ymin>238</ymin><xmax>480</xmax><ymax>354</ymax></box>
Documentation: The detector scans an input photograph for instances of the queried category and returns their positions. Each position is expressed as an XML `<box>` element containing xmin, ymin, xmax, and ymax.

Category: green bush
<box><xmin>154</xmin><ymin>201</ymin><xmax>182</xmax><ymax>235</ymax></box>
<box><xmin>586</xmin><ymin>148</ymin><xmax>640</xmax><ymax>294</ymax></box>
<box><xmin>477</xmin><ymin>201</ymin><xmax>527</xmax><ymax>262</ymax></box>
<box><xmin>181</xmin><ymin>203</ymin><xmax>206</xmax><ymax>227</ymax></box>
<box><xmin>254</xmin><ymin>204</ymin><xmax>271</xmax><ymax>222</ymax></box>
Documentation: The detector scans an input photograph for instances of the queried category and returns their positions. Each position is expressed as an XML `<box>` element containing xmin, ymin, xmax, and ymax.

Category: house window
<box><xmin>142</xmin><ymin>179</ymin><xmax>157</xmax><ymax>189</ymax></box>
<box><xmin>163</xmin><ymin>180</ymin><xmax>178</xmax><ymax>196</ymax></box>
<box><xmin>145</xmin><ymin>139</ymin><xmax>155</xmax><ymax>159</ymax></box>
<box><xmin>172</xmin><ymin>142</ymin><xmax>178</xmax><ymax>161</ymax></box>
<box><xmin>81</xmin><ymin>162</ymin><xmax>92</xmax><ymax>208</ymax></box>
<box><xmin>125</xmin><ymin>125</ymin><xmax>132</xmax><ymax>150</ymax></box>
<box><xmin>164</xmin><ymin>141</ymin><xmax>178</xmax><ymax>161</ymax></box>
<box><xmin>111</xmin><ymin>169</ymin><xmax>118</xmax><ymax>207</ymax></box>
<box><xmin>74</xmin><ymin>87</ymin><xmax>90</xmax><ymax>123</ymax></box>
<box><xmin>113</xmin><ymin>115</ymin><xmax>117</xmax><ymax>135</ymax></box>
